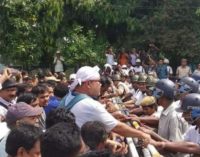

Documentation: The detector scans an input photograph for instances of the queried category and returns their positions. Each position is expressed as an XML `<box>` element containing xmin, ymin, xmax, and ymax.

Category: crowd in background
<box><xmin>0</xmin><ymin>46</ymin><xmax>200</xmax><ymax>157</ymax></box>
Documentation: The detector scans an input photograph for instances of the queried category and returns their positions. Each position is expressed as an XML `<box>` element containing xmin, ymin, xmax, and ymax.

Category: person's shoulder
<box><xmin>78</xmin><ymin>97</ymin><xmax>101</xmax><ymax>106</ymax></box>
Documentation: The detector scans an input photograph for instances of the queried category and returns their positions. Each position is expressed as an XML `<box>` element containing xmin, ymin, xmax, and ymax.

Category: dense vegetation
<box><xmin>0</xmin><ymin>0</ymin><xmax>200</xmax><ymax>69</ymax></box>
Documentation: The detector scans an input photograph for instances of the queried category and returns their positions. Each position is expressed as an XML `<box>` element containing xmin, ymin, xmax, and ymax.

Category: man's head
<box><xmin>41</xmin><ymin>122</ymin><xmax>83</xmax><ymax>157</ymax></box>
<box><xmin>31</xmin><ymin>84</ymin><xmax>49</xmax><ymax>107</ymax></box>
<box><xmin>6</xmin><ymin>124</ymin><xmax>42</xmax><ymax>157</ymax></box>
<box><xmin>46</xmin><ymin>107</ymin><xmax>75</xmax><ymax>129</ymax></box>
<box><xmin>70</xmin><ymin>66</ymin><xmax>101</xmax><ymax>97</ymax></box>
<box><xmin>131</xmin><ymin>75</ymin><xmax>139</xmax><ymax>89</ymax></box>
<box><xmin>17</xmin><ymin>93</ymin><xmax>39</xmax><ymax>108</ymax></box>
<box><xmin>140</xmin><ymin>96</ymin><xmax>157</xmax><ymax>116</ymax></box>
<box><xmin>0</xmin><ymin>79</ymin><xmax>17</xmax><ymax>102</ymax></box>
<box><xmin>181</xmin><ymin>58</ymin><xmax>187</xmax><ymax>66</ymax></box>
<box><xmin>112</xmin><ymin>74</ymin><xmax>121</xmax><ymax>87</ymax></box>
<box><xmin>178</xmin><ymin>93</ymin><xmax>200</xmax><ymax>125</ymax></box>
<box><xmin>137</xmin><ymin>74</ymin><xmax>147</xmax><ymax>92</ymax></box>
<box><xmin>81</xmin><ymin>121</ymin><xmax>108</xmax><ymax>150</ymax></box>
<box><xmin>158</xmin><ymin>58</ymin><xmax>164</xmax><ymax>65</ymax></box>
<box><xmin>54</xmin><ymin>83</ymin><xmax>69</xmax><ymax>99</ymax></box>
<box><xmin>100</xmin><ymin>76</ymin><xmax>111</xmax><ymax>96</ymax></box>
<box><xmin>136</xmin><ymin>58</ymin><xmax>141</xmax><ymax>66</ymax></box>
<box><xmin>153</xmin><ymin>79</ymin><xmax>176</xmax><ymax>107</ymax></box>
<box><xmin>6</xmin><ymin>102</ymin><xmax>43</xmax><ymax>128</ymax></box>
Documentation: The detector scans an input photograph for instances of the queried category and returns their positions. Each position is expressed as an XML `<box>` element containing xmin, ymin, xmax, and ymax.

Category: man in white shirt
<box><xmin>176</xmin><ymin>59</ymin><xmax>192</xmax><ymax>79</ymax></box>
<box><xmin>153</xmin><ymin>79</ymin><xmax>185</xmax><ymax>142</ymax></box>
<box><xmin>132</xmin><ymin>59</ymin><xmax>145</xmax><ymax>74</ymax></box>
<box><xmin>60</xmin><ymin>66</ymin><xmax>151</xmax><ymax>145</ymax></box>
<box><xmin>54</xmin><ymin>50</ymin><xmax>65</xmax><ymax>73</ymax></box>
<box><xmin>105</xmin><ymin>46</ymin><xmax>115</xmax><ymax>66</ymax></box>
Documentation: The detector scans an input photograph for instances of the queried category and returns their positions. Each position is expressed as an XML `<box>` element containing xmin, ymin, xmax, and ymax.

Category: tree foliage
<box><xmin>0</xmin><ymin>0</ymin><xmax>200</xmax><ymax>69</ymax></box>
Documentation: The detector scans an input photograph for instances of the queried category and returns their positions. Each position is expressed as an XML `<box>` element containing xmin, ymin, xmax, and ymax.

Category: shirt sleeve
<box><xmin>91</xmin><ymin>101</ymin><xmax>118</xmax><ymax>132</ymax></box>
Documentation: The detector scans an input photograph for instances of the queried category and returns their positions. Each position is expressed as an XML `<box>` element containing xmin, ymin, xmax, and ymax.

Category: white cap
<box><xmin>69</xmin><ymin>74</ymin><xmax>76</xmax><ymax>80</ymax></box>
<box><xmin>136</xmin><ymin>58</ymin><xmax>141</xmax><ymax>63</ymax></box>
<box><xmin>164</xmin><ymin>58</ymin><xmax>169</xmax><ymax>64</ymax></box>
<box><xmin>104</xmin><ymin>64</ymin><xmax>112</xmax><ymax>69</ymax></box>
<box><xmin>70</xmin><ymin>66</ymin><xmax>100</xmax><ymax>91</ymax></box>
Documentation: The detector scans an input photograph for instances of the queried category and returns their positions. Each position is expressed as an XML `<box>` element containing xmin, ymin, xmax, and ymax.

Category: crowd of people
<box><xmin>0</xmin><ymin>46</ymin><xmax>200</xmax><ymax>157</ymax></box>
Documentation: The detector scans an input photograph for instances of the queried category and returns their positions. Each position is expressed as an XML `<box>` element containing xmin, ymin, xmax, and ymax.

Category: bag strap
<box><xmin>59</xmin><ymin>93</ymin><xmax>88</xmax><ymax>111</ymax></box>
<box><xmin>66</xmin><ymin>94</ymin><xmax>88</xmax><ymax>110</ymax></box>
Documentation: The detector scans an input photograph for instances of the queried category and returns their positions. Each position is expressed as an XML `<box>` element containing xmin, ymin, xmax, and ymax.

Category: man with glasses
<box><xmin>59</xmin><ymin>66</ymin><xmax>152</xmax><ymax>146</ymax></box>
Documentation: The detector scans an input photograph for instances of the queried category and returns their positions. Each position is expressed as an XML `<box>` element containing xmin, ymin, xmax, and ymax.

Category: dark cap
<box><xmin>6</xmin><ymin>102</ymin><xmax>43</xmax><ymax>124</ymax></box>
<box><xmin>1</xmin><ymin>79</ymin><xmax>18</xmax><ymax>90</ymax></box>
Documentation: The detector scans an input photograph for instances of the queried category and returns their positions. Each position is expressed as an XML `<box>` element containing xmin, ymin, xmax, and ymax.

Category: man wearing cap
<box><xmin>153</xmin><ymin>79</ymin><xmax>185</xmax><ymax>142</ymax></box>
<box><xmin>0</xmin><ymin>79</ymin><xmax>17</xmax><ymax>122</ymax></box>
<box><xmin>140</xmin><ymin>96</ymin><xmax>160</xmax><ymax>117</ymax></box>
<box><xmin>151</xmin><ymin>93</ymin><xmax>200</xmax><ymax>156</ymax></box>
<box><xmin>102</xmin><ymin>64</ymin><xmax>113</xmax><ymax>77</ymax></box>
<box><xmin>132</xmin><ymin>58</ymin><xmax>145</xmax><ymax>74</ymax></box>
<box><xmin>106</xmin><ymin>74</ymin><xmax>130</xmax><ymax>100</ymax></box>
<box><xmin>0</xmin><ymin>102</ymin><xmax>43</xmax><ymax>157</ymax></box>
<box><xmin>134</xmin><ymin>96</ymin><xmax>163</xmax><ymax>128</ymax></box>
<box><xmin>178</xmin><ymin>93</ymin><xmax>200</xmax><ymax>145</ymax></box>
<box><xmin>60</xmin><ymin>66</ymin><xmax>151</xmax><ymax>145</ymax></box>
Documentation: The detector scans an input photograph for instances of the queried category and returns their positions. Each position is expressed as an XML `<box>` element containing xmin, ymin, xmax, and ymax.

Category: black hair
<box><xmin>81</xmin><ymin>150</ymin><xmax>115</xmax><ymax>157</ymax></box>
<box><xmin>17</xmin><ymin>93</ymin><xmax>37</xmax><ymax>104</ymax></box>
<box><xmin>6</xmin><ymin>124</ymin><xmax>42</xmax><ymax>157</ymax></box>
<box><xmin>100</xmin><ymin>76</ymin><xmax>111</xmax><ymax>88</ymax></box>
<box><xmin>41</xmin><ymin>122</ymin><xmax>82</xmax><ymax>157</ymax></box>
<box><xmin>54</xmin><ymin>83</ymin><xmax>69</xmax><ymax>98</ymax></box>
<box><xmin>45</xmin><ymin>80</ymin><xmax>57</xmax><ymax>89</ymax></box>
<box><xmin>31</xmin><ymin>84</ymin><xmax>49</xmax><ymax>96</ymax></box>
<box><xmin>46</xmin><ymin>108</ymin><xmax>75</xmax><ymax>129</ymax></box>
<box><xmin>81</xmin><ymin>121</ymin><xmax>108</xmax><ymax>150</ymax></box>
<box><xmin>16</xmin><ymin>83</ymin><xmax>33</xmax><ymax>96</ymax></box>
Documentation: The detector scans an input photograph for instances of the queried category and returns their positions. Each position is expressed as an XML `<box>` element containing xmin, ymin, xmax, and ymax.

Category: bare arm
<box><xmin>139</xmin><ymin>116</ymin><xmax>159</xmax><ymax>127</ymax></box>
<box><xmin>155</xmin><ymin>141</ymin><xmax>200</xmax><ymax>154</ymax></box>
<box><xmin>112</xmin><ymin>122</ymin><xmax>151</xmax><ymax>144</ymax></box>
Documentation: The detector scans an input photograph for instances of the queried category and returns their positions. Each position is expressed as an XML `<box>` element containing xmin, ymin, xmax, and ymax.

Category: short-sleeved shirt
<box><xmin>184</xmin><ymin>126</ymin><xmax>200</xmax><ymax>145</ymax></box>
<box><xmin>64</xmin><ymin>93</ymin><xmax>118</xmax><ymax>132</ymax></box>
<box><xmin>132</xmin><ymin>66</ymin><xmax>145</xmax><ymax>74</ymax></box>
<box><xmin>106</xmin><ymin>54</ymin><xmax>114</xmax><ymax>65</ymax></box>
<box><xmin>176</xmin><ymin>66</ymin><xmax>192</xmax><ymax>78</ymax></box>
<box><xmin>158</xmin><ymin>103</ymin><xmax>184</xmax><ymax>141</ymax></box>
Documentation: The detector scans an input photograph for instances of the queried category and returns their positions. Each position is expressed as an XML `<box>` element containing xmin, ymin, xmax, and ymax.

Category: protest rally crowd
<box><xmin>1</xmin><ymin>46</ymin><xmax>200</xmax><ymax>157</ymax></box>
